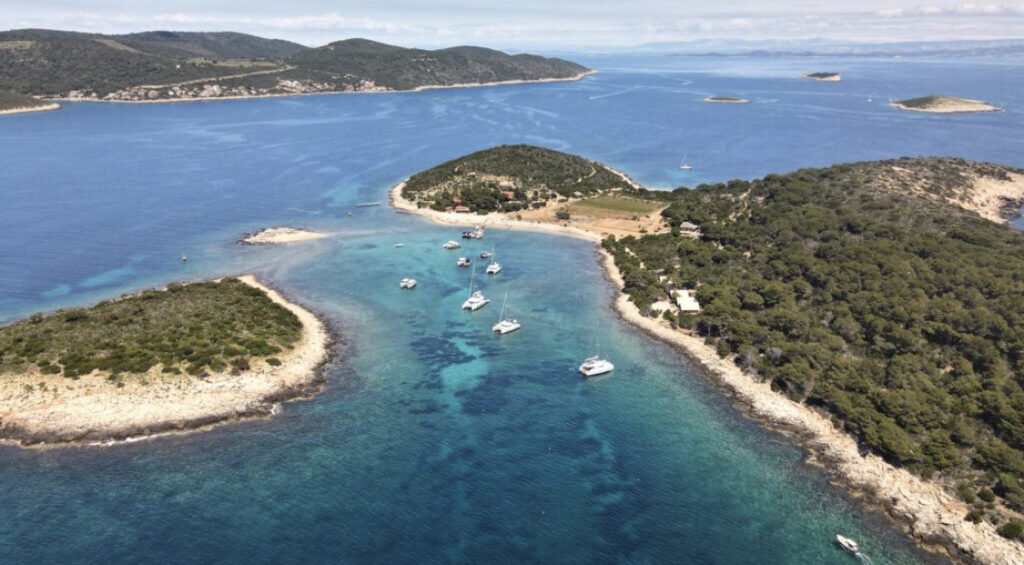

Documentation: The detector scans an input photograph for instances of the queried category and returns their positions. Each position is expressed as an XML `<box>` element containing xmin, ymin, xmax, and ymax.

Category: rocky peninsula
<box><xmin>0</xmin><ymin>276</ymin><xmax>331</xmax><ymax>446</ymax></box>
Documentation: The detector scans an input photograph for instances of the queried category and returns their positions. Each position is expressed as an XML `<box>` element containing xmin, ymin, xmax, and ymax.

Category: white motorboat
<box><xmin>442</xmin><ymin>240</ymin><xmax>461</xmax><ymax>249</ymax></box>
<box><xmin>461</xmin><ymin>266</ymin><xmax>489</xmax><ymax>310</ymax></box>
<box><xmin>394</xmin><ymin>243</ymin><xmax>404</xmax><ymax>248</ymax></box>
<box><xmin>457</xmin><ymin>257</ymin><xmax>472</xmax><ymax>267</ymax></box>
<box><xmin>579</xmin><ymin>355</ymin><xmax>614</xmax><ymax>377</ymax></box>
<box><xmin>836</xmin><ymin>535</ymin><xmax>859</xmax><ymax>554</ymax></box>
<box><xmin>492</xmin><ymin>291</ymin><xmax>521</xmax><ymax>334</ymax></box>
<box><xmin>485</xmin><ymin>246</ymin><xmax>501</xmax><ymax>274</ymax></box>
<box><xmin>399</xmin><ymin>278</ymin><xmax>417</xmax><ymax>289</ymax></box>
<box><xmin>480</xmin><ymin>251</ymin><xmax>492</xmax><ymax>259</ymax></box>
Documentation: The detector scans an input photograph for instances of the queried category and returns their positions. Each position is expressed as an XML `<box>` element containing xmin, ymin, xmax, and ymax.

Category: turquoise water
<box><xmin>3</xmin><ymin>54</ymin><xmax>1023</xmax><ymax>564</ymax></box>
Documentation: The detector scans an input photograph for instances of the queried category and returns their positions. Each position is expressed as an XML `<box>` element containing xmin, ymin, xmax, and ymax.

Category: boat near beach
<box><xmin>579</xmin><ymin>355</ymin><xmax>614</xmax><ymax>377</ymax></box>
<box><xmin>462</xmin><ymin>226</ymin><xmax>485</xmax><ymax>239</ymax></box>
<box><xmin>399</xmin><ymin>278</ymin><xmax>417</xmax><ymax>289</ymax></box>
<box><xmin>485</xmin><ymin>246</ymin><xmax>502</xmax><ymax>274</ymax></box>
<box><xmin>492</xmin><ymin>291</ymin><xmax>521</xmax><ymax>334</ymax></box>
<box><xmin>836</xmin><ymin>535</ymin><xmax>859</xmax><ymax>554</ymax></box>
<box><xmin>480</xmin><ymin>251</ymin><xmax>492</xmax><ymax>259</ymax></box>
<box><xmin>457</xmin><ymin>257</ymin><xmax>472</xmax><ymax>267</ymax></box>
<box><xmin>461</xmin><ymin>266</ymin><xmax>490</xmax><ymax>310</ymax></box>
<box><xmin>443</xmin><ymin>240</ymin><xmax>461</xmax><ymax>249</ymax></box>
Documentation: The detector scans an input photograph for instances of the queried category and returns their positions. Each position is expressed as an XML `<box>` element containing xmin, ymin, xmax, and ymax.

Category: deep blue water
<box><xmin>2</xmin><ymin>54</ymin><xmax>1023</xmax><ymax>564</ymax></box>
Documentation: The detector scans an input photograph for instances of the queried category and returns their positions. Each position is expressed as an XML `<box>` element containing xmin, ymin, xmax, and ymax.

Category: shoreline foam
<box><xmin>0</xmin><ymin>276</ymin><xmax>332</xmax><ymax>448</ymax></box>
<box><xmin>391</xmin><ymin>182</ymin><xmax>1024</xmax><ymax>565</ymax></box>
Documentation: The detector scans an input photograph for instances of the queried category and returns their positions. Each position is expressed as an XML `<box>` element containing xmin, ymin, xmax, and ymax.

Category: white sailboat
<box><xmin>461</xmin><ymin>265</ymin><xmax>490</xmax><ymax>311</ymax></box>
<box><xmin>485</xmin><ymin>246</ymin><xmax>502</xmax><ymax>275</ymax></box>
<box><xmin>679</xmin><ymin>152</ymin><xmax>692</xmax><ymax>171</ymax></box>
<box><xmin>492</xmin><ymin>291</ymin><xmax>521</xmax><ymax>334</ymax></box>
<box><xmin>579</xmin><ymin>339</ymin><xmax>613</xmax><ymax>376</ymax></box>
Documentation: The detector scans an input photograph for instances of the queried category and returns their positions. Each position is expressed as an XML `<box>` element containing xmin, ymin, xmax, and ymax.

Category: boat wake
<box><xmin>856</xmin><ymin>552</ymin><xmax>873</xmax><ymax>564</ymax></box>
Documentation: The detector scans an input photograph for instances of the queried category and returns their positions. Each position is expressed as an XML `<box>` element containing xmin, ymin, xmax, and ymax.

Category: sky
<box><xmin>1</xmin><ymin>1</ymin><xmax>1023</xmax><ymax>49</ymax></box>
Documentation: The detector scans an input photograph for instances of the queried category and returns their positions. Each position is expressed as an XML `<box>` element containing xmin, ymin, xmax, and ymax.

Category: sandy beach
<box><xmin>241</xmin><ymin>226</ymin><xmax>331</xmax><ymax>245</ymax></box>
<box><xmin>392</xmin><ymin>183</ymin><xmax>1024</xmax><ymax>565</ymax></box>
<box><xmin>0</xmin><ymin>276</ymin><xmax>331</xmax><ymax>447</ymax></box>
<box><xmin>0</xmin><ymin>103</ymin><xmax>61</xmax><ymax>116</ymax></box>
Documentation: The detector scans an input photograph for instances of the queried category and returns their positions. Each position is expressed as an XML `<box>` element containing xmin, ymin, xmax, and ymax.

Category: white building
<box><xmin>672</xmin><ymin>289</ymin><xmax>701</xmax><ymax>313</ymax></box>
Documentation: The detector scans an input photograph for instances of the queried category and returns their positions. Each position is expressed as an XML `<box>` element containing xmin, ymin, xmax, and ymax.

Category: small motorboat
<box><xmin>480</xmin><ymin>251</ymin><xmax>492</xmax><ymax>259</ymax></box>
<box><xmin>442</xmin><ymin>240</ymin><xmax>461</xmax><ymax>249</ymax></box>
<box><xmin>579</xmin><ymin>355</ymin><xmax>614</xmax><ymax>377</ymax></box>
<box><xmin>457</xmin><ymin>257</ymin><xmax>471</xmax><ymax>267</ymax></box>
<box><xmin>399</xmin><ymin>278</ymin><xmax>417</xmax><ymax>289</ymax></box>
<box><xmin>394</xmin><ymin>243</ymin><xmax>404</xmax><ymax>248</ymax></box>
<box><xmin>180</xmin><ymin>254</ymin><xmax>188</xmax><ymax>262</ymax></box>
<box><xmin>836</xmin><ymin>535</ymin><xmax>859</xmax><ymax>554</ymax></box>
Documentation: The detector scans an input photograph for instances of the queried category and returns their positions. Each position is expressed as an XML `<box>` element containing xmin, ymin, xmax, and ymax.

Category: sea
<box><xmin>1</xmin><ymin>53</ymin><xmax>1022</xmax><ymax>564</ymax></box>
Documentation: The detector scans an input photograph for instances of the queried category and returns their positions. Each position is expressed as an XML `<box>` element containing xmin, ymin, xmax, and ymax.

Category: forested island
<box><xmin>401</xmin><ymin>144</ymin><xmax>637</xmax><ymax>213</ymax></box>
<box><xmin>704</xmin><ymin>96</ymin><xmax>751</xmax><ymax>103</ymax></box>
<box><xmin>802</xmin><ymin>72</ymin><xmax>842</xmax><ymax>81</ymax></box>
<box><xmin>0</xmin><ymin>276</ymin><xmax>330</xmax><ymax>445</ymax></box>
<box><xmin>603</xmin><ymin>158</ymin><xmax>1024</xmax><ymax>532</ymax></box>
<box><xmin>395</xmin><ymin>147</ymin><xmax>1024</xmax><ymax>560</ymax></box>
<box><xmin>0</xmin><ymin>30</ymin><xmax>589</xmax><ymax>103</ymax></box>
<box><xmin>892</xmin><ymin>96</ymin><xmax>1002</xmax><ymax>114</ymax></box>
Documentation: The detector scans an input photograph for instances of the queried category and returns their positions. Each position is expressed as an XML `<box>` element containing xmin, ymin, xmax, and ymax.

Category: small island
<box><xmin>0</xmin><ymin>276</ymin><xmax>330</xmax><ymax>445</ymax></box>
<box><xmin>802</xmin><ymin>72</ymin><xmax>842</xmax><ymax>81</ymax></box>
<box><xmin>0</xmin><ymin>90</ymin><xmax>59</xmax><ymax>116</ymax></box>
<box><xmin>241</xmin><ymin>226</ymin><xmax>330</xmax><ymax>245</ymax></box>
<box><xmin>393</xmin><ymin>144</ymin><xmax>669</xmax><ymax>239</ymax></box>
<box><xmin>891</xmin><ymin>95</ymin><xmax>1001</xmax><ymax>114</ymax></box>
<box><xmin>703</xmin><ymin>96</ymin><xmax>751</xmax><ymax>103</ymax></box>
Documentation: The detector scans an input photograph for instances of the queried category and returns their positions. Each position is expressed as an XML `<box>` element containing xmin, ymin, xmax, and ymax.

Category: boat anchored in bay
<box><xmin>462</xmin><ymin>265</ymin><xmax>490</xmax><ymax>311</ymax></box>
<box><xmin>492</xmin><ymin>291</ymin><xmax>520</xmax><ymax>334</ymax></box>
<box><xmin>400</xmin><ymin>278</ymin><xmax>417</xmax><ymax>289</ymax></box>
<box><xmin>485</xmin><ymin>246</ymin><xmax>502</xmax><ymax>275</ymax></box>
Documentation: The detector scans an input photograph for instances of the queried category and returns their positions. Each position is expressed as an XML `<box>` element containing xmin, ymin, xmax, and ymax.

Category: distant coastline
<box><xmin>0</xmin><ymin>276</ymin><xmax>332</xmax><ymax>447</ymax></box>
<box><xmin>49</xmin><ymin>71</ymin><xmax>596</xmax><ymax>106</ymax></box>
<box><xmin>390</xmin><ymin>179</ymin><xmax>1024</xmax><ymax>565</ymax></box>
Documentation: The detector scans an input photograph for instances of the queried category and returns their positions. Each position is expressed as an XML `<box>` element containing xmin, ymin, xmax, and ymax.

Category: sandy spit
<box><xmin>0</xmin><ymin>103</ymin><xmax>61</xmax><ymax>116</ymax></box>
<box><xmin>241</xmin><ymin>226</ymin><xmax>331</xmax><ymax>245</ymax></box>
<box><xmin>392</xmin><ymin>186</ymin><xmax>1024</xmax><ymax>565</ymax></box>
<box><xmin>0</xmin><ymin>276</ymin><xmax>332</xmax><ymax>448</ymax></box>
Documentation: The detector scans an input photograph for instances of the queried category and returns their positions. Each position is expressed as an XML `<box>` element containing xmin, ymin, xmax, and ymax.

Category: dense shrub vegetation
<box><xmin>0</xmin><ymin>90</ymin><xmax>49</xmax><ymax>111</ymax></box>
<box><xmin>604</xmin><ymin>157</ymin><xmax>1024</xmax><ymax>512</ymax></box>
<box><xmin>0</xmin><ymin>278</ymin><xmax>302</xmax><ymax>379</ymax></box>
<box><xmin>402</xmin><ymin>144</ymin><xmax>631</xmax><ymax>212</ymax></box>
<box><xmin>0</xmin><ymin>31</ymin><xmax>587</xmax><ymax>97</ymax></box>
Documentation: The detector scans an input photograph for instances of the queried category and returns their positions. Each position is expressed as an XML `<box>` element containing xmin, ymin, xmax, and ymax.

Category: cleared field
<box><xmin>569</xmin><ymin>194</ymin><xmax>663</xmax><ymax>217</ymax></box>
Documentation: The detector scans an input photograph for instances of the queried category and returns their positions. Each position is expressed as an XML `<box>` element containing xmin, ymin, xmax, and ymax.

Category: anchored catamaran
<box><xmin>485</xmin><ymin>246</ymin><xmax>502</xmax><ymax>275</ymax></box>
<box><xmin>492</xmin><ymin>291</ymin><xmax>521</xmax><ymax>334</ymax></box>
<box><xmin>461</xmin><ymin>265</ymin><xmax>490</xmax><ymax>311</ymax></box>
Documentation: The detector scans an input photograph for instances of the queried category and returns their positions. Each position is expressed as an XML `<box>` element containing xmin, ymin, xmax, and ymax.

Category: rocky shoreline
<box><xmin>0</xmin><ymin>103</ymin><xmax>60</xmax><ymax>116</ymax></box>
<box><xmin>391</xmin><ymin>183</ymin><xmax>1024</xmax><ymax>565</ymax></box>
<box><xmin>0</xmin><ymin>276</ymin><xmax>335</xmax><ymax>448</ymax></box>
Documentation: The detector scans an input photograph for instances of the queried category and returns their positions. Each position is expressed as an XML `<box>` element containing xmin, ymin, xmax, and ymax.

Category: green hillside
<box><xmin>603</xmin><ymin>157</ymin><xmax>1024</xmax><ymax>523</ymax></box>
<box><xmin>0</xmin><ymin>30</ymin><xmax>589</xmax><ymax>100</ymax></box>
<box><xmin>402</xmin><ymin>144</ymin><xmax>632</xmax><ymax>213</ymax></box>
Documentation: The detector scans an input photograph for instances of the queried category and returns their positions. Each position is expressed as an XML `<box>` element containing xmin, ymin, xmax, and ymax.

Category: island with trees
<box><xmin>892</xmin><ymin>96</ymin><xmax>1002</xmax><ymax>114</ymax></box>
<box><xmin>703</xmin><ymin>96</ymin><xmax>751</xmax><ymax>103</ymax></box>
<box><xmin>0</xmin><ymin>276</ymin><xmax>330</xmax><ymax>445</ymax></box>
<box><xmin>393</xmin><ymin>146</ymin><xmax>1024</xmax><ymax>561</ymax></box>
<box><xmin>802</xmin><ymin>72</ymin><xmax>842</xmax><ymax>81</ymax></box>
<box><xmin>0</xmin><ymin>29</ymin><xmax>590</xmax><ymax>103</ymax></box>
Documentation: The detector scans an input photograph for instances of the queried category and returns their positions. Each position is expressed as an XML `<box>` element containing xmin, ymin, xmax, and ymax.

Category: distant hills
<box><xmin>0</xmin><ymin>29</ymin><xmax>589</xmax><ymax>103</ymax></box>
